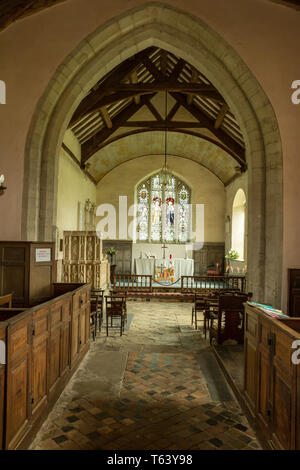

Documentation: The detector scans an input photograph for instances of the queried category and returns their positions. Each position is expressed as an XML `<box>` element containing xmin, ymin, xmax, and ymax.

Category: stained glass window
<box><xmin>136</xmin><ymin>173</ymin><xmax>191</xmax><ymax>243</ymax></box>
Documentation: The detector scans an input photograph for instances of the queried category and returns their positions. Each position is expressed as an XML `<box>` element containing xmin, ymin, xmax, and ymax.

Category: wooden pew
<box><xmin>0</xmin><ymin>294</ymin><xmax>13</xmax><ymax>308</ymax></box>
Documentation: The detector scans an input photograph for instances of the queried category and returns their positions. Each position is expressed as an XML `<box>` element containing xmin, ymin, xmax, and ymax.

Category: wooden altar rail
<box><xmin>113</xmin><ymin>274</ymin><xmax>153</xmax><ymax>293</ymax></box>
<box><xmin>0</xmin><ymin>282</ymin><xmax>91</xmax><ymax>450</ymax></box>
<box><xmin>181</xmin><ymin>275</ymin><xmax>246</xmax><ymax>293</ymax></box>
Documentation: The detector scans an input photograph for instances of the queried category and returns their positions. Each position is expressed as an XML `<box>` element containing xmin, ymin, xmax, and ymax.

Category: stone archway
<box><xmin>22</xmin><ymin>2</ymin><xmax>283</xmax><ymax>306</ymax></box>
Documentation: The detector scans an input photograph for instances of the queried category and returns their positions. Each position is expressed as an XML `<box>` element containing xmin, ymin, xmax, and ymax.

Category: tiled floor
<box><xmin>30</xmin><ymin>301</ymin><xmax>261</xmax><ymax>450</ymax></box>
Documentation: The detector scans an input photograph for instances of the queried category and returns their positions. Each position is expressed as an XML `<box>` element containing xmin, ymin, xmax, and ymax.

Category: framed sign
<box><xmin>35</xmin><ymin>248</ymin><xmax>51</xmax><ymax>262</ymax></box>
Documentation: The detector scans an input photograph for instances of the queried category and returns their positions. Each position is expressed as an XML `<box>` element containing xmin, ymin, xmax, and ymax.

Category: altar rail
<box><xmin>113</xmin><ymin>274</ymin><xmax>153</xmax><ymax>292</ymax></box>
<box><xmin>0</xmin><ymin>282</ymin><xmax>91</xmax><ymax>450</ymax></box>
<box><xmin>181</xmin><ymin>275</ymin><xmax>246</xmax><ymax>293</ymax></box>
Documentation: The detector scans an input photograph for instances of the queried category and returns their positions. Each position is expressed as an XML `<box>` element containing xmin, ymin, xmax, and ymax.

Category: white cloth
<box><xmin>134</xmin><ymin>258</ymin><xmax>194</xmax><ymax>279</ymax></box>
<box><xmin>135</xmin><ymin>258</ymin><xmax>155</xmax><ymax>275</ymax></box>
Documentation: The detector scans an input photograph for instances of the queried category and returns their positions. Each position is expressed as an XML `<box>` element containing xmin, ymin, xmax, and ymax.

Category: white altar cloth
<box><xmin>134</xmin><ymin>258</ymin><xmax>194</xmax><ymax>280</ymax></box>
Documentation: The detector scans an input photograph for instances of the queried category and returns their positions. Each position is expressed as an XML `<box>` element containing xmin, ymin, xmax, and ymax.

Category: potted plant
<box><xmin>225</xmin><ymin>249</ymin><xmax>239</xmax><ymax>260</ymax></box>
<box><xmin>225</xmin><ymin>249</ymin><xmax>240</xmax><ymax>275</ymax></box>
<box><xmin>106</xmin><ymin>247</ymin><xmax>117</xmax><ymax>264</ymax></box>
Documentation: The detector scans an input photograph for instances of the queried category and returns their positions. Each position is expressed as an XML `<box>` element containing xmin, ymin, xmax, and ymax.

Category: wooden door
<box><xmin>288</xmin><ymin>269</ymin><xmax>300</xmax><ymax>317</ymax></box>
<box><xmin>5</xmin><ymin>314</ymin><xmax>32</xmax><ymax>450</ymax></box>
<box><xmin>48</xmin><ymin>301</ymin><xmax>62</xmax><ymax>400</ymax></box>
<box><xmin>256</xmin><ymin>319</ymin><xmax>272</xmax><ymax>438</ymax></box>
<box><xmin>243</xmin><ymin>307</ymin><xmax>258</xmax><ymax>416</ymax></box>
<box><xmin>0</xmin><ymin>324</ymin><xmax>6</xmax><ymax>449</ymax></box>
<box><xmin>30</xmin><ymin>307</ymin><xmax>49</xmax><ymax>422</ymax></box>
<box><xmin>270</xmin><ymin>329</ymin><xmax>295</xmax><ymax>449</ymax></box>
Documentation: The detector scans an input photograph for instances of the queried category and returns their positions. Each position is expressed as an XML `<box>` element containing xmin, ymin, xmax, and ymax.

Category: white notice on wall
<box><xmin>35</xmin><ymin>248</ymin><xmax>51</xmax><ymax>262</ymax></box>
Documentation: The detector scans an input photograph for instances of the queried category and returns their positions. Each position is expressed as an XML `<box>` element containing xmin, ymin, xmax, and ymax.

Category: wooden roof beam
<box><xmin>69</xmin><ymin>47</ymin><xmax>156</xmax><ymax>127</ymax></box>
<box><xmin>214</xmin><ymin>103</ymin><xmax>229</xmax><ymax>129</ymax></box>
<box><xmin>100</xmin><ymin>107</ymin><xmax>112</xmax><ymax>129</ymax></box>
<box><xmin>81</xmin><ymin>94</ymin><xmax>156</xmax><ymax>163</ymax></box>
<box><xmin>170</xmin><ymin>92</ymin><xmax>246</xmax><ymax>166</ymax></box>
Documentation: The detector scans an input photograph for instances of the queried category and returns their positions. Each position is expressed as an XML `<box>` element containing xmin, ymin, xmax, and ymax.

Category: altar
<box><xmin>134</xmin><ymin>258</ymin><xmax>194</xmax><ymax>282</ymax></box>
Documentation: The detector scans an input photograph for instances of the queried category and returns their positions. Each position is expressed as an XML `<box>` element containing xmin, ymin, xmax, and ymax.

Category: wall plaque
<box><xmin>35</xmin><ymin>248</ymin><xmax>51</xmax><ymax>262</ymax></box>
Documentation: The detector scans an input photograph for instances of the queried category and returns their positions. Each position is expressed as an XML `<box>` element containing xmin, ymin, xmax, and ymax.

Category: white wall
<box><xmin>56</xmin><ymin>138</ymin><xmax>96</xmax><ymax>261</ymax></box>
<box><xmin>225</xmin><ymin>172</ymin><xmax>248</xmax><ymax>273</ymax></box>
<box><xmin>96</xmin><ymin>155</ymin><xmax>226</xmax><ymax>270</ymax></box>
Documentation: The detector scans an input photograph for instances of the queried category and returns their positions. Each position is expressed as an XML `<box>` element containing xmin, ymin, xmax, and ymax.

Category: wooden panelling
<box><xmin>193</xmin><ymin>242</ymin><xmax>225</xmax><ymax>275</ymax></box>
<box><xmin>60</xmin><ymin>299</ymin><xmax>71</xmax><ymax>377</ymax></box>
<box><xmin>288</xmin><ymin>269</ymin><xmax>300</xmax><ymax>317</ymax></box>
<box><xmin>0</xmin><ymin>283</ymin><xmax>91</xmax><ymax>450</ymax></box>
<box><xmin>0</xmin><ymin>323</ymin><xmax>7</xmax><ymax>450</ymax></box>
<box><xmin>243</xmin><ymin>304</ymin><xmax>300</xmax><ymax>450</ymax></box>
<box><xmin>63</xmin><ymin>232</ymin><xmax>109</xmax><ymax>288</ymax></box>
<box><xmin>5</xmin><ymin>314</ymin><xmax>32</xmax><ymax>450</ymax></box>
<box><xmin>103</xmin><ymin>239</ymin><xmax>132</xmax><ymax>274</ymax></box>
<box><xmin>31</xmin><ymin>307</ymin><xmax>49</xmax><ymax>421</ymax></box>
<box><xmin>0</xmin><ymin>242</ymin><xmax>54</xmax><ymax>307</ymax></box>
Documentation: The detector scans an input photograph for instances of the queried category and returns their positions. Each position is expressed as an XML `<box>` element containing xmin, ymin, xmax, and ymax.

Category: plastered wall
<box><xmin>96</xmin><ymin>155</ymin><xmax>226</xmax><ymax>256</ymax></box>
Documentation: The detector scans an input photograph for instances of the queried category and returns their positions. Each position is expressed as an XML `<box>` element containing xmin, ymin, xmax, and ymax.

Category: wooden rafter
<box><xmin>170</xmin><ymin>92</ymin><xmax>245</xmax><ymax>164</ymax></box>
<box><xmin>146</xmin><ymin>101</ymin><xmax>163</xmax><ymax>121</ymax></box>
<box><xmin>130</xmin><ymin>69</ymin><xmax>140</xmax><ymax>104</ymax></box>
<box><xmin>69</xmin><ymin>83</ymin><xmax>223</xmax><ymax>128</ymax></box>
<box><xmin>214</xmin><ymin>104</ymin><xmax>229</xmax><ymax>129</ymax></box>
<box><xmin>167</xmin><ymin>102</ymin><xmax>181</xmax><ymax>121</ymax></box>
<box><xmin>187</xmin><ymin>68</ymin><xmax>199</xmax><ymax>105</ymax></box>
<box><xmin>73</xmin><ymin>47</ymin><xmax>245</xmax><ymax>170</ymax></box>
<box><xmin>100</xmin><ymin>107</ymin><xmax>112</xmax><ymax>129</ymax></box>
<box><xmin>69</xmin><ymin>47</ymin><xmax>156</xmax><ymax>127</ymax></box>
<box><xmin>81</xmin><ymin>94</ymin><xmax>156</xmax><ymax>163</ymax></box>
<box><xmin>120</xmin><ymin>121</ymin><xmax>210</xmax><ymax>128</ymax></box>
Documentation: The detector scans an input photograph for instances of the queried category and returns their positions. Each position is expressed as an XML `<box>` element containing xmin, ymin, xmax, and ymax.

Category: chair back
<box><xmin>105</xmin><ymin>295</ymin><xmax>126</xmax><ymax>314</ymax></box>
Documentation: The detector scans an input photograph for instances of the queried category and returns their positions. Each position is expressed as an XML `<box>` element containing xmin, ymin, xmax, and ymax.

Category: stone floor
<box><xmin>30</xmin><ymin>301</ymin><xmax>261</xmax><ymax>450</ymax></box>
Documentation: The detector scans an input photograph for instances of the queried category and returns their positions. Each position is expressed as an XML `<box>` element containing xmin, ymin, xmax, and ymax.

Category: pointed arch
<box><xmin>22</xmin><ymin>2</ymin><xmax>283</xmax><ymax>306</ymax></box>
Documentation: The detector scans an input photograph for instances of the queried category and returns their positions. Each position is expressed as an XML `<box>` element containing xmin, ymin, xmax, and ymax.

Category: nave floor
<box><xmin>30</xmin><ymin>302</ymin><xmax>261</xmax><ymax>450</ymax></box>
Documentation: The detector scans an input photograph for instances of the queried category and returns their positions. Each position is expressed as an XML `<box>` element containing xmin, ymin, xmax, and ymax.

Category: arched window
<box><xmin>231</xmin><ymin>189</ymin><xmax>246</xmax><ymax>260</ymax></box>
<box><xmin>137</xmin><ymin>173</ymin><xmax>191</xmax><ymax>243</ymax></box>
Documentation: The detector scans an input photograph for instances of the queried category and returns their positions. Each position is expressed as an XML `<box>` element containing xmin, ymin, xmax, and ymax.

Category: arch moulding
<box><xmin>22</xmin><ymin>2</ymin><xmax>283</xmax><ymax>306</ymax></box>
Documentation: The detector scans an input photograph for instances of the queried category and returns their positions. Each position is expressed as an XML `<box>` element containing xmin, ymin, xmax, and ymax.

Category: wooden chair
<box><xmin>90</xmin><ymin>289</ymin><xmax>104</xmax><ymax>333</ymax></box>
<box><xmin>203</xmin><ymin>296</ymin><xmax>219</xmax><ymax>339</ymax></box>
<box><xmin>209</xmin><ymin>293</ymin><xmax>248</xmax><ymax>345</ymax></box>
<box><xmin>0</xmin><ymin>293</ymin><xmax>13</xmax><ymax>308</ymax></box>
<box><xmin>109</xmin><ymin>290</ymin><xmax>127</xmax><ymax>324</ymax></box>
<box><xmin>90</xmin><ymin>311</ymin><xmax>97</xmax><ymax>341</ymax></box>
<box><xmin>105</xmin><ymin>295</ymin><xmax>126</xmax><ymax>336</ymax></box>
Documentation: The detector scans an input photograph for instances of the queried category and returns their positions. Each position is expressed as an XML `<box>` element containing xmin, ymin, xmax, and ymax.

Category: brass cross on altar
<box><xmin>162</xmin><ymin>244</ymin><xmax>168</xmax><ymax>260</ymax></box>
